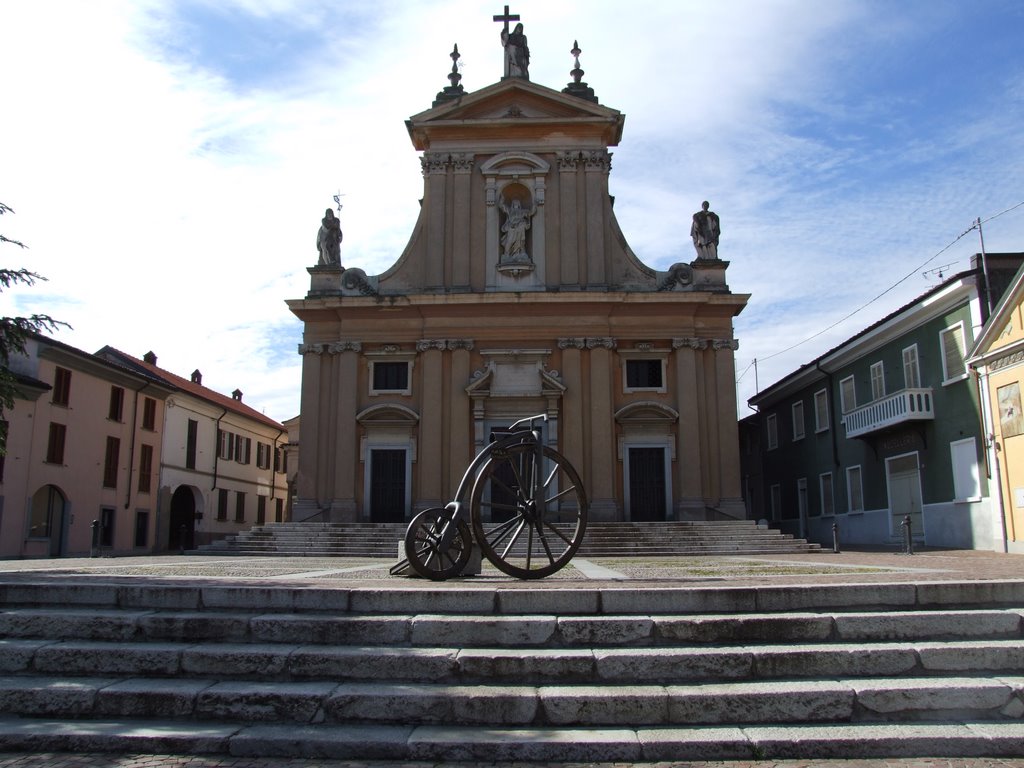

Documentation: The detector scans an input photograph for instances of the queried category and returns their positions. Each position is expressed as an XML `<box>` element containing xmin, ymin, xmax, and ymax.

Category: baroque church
<box><xmin>288</xmin><ymin>13</ymin><xmax>749</xmax><ymax>525</ymax></box>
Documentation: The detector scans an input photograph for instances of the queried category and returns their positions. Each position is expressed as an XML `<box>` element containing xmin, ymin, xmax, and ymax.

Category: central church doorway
<box><xmin>627</xmin><ymin>447</ymin><xmax>667</xmax><ymax>521</ymax></box>
<box><xmin>370</xmin><ymin>448</ymin><xmax>407</xmax><ymax>522</ymax></box>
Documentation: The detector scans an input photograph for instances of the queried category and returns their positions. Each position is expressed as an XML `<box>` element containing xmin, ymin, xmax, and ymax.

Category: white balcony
<box><xmin>844</xmin><ymin>388</ymin><xmax>935</xmax><ymax>439</ymax></box>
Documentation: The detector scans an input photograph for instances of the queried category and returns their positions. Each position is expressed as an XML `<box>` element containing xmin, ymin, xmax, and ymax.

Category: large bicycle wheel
<box><xmin>404</xmin><ymin>507</ymin><xmax>473</xmax><ymax>581</ymax></box>
<box><xmin>470</xmin><ymin>443</ymin><xmax>588</xmax><ymax>579</ymax></box>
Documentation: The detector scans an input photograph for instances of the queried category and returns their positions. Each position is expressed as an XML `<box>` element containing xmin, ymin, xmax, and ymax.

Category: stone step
<box><xmin>1</xmin><ymin>638</ymin><xmax>1022</xmax><ymax>682</ymax></box>
<box><xmin>3</xmin><ymin>603</ymin><xmax>1021</xmax><ymax>645</ymax></box>
<box><xmin>0</xmin><ymin>675</ymin><xmax>1020</xmax><ymax>726</ymax></box>
<box><xmin>0</xmin><ymin>717</ymin><xmax>1019</xmax><ymax>761</ymax></box>
<box><xmin>4</xmin><ymin>580</ymin><xmax>1024</xmax><ymax>614</ymax></box>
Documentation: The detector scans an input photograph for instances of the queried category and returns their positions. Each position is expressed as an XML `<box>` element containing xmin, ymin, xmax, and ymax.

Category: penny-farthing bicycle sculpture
<box><xmin>390</xmin><ymin>414</ymin><xmax>588</xmax><ymax>580</ymax></box>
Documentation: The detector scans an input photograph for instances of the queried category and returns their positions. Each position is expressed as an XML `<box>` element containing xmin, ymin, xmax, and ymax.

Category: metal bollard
<box><xmin>179</xmin><ymin>524</ymin><xmax>187</xmax><ymax>555</ymax></box>
<box><xmin>832</xmin><ymin>522</ymin><xmax>840</xmax><ymax>554</ymax></box>
<box><xmin>90</xmin><ymin>520</ymin><xmax>100</xmax><ymax>558</ymax></box>
<box><xmin>901</xmin><ymin>515</ymin><xmax>914</xmax><ymax>555</ymax></box>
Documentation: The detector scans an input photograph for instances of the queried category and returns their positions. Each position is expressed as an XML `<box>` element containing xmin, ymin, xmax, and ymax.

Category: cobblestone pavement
<box><xmin>0</xmin><ymin>548</ymin><xmax>1021</xmax><ymax>588</ymax></box>
<box><xmin>1</xmin><ymin>755</ymin><xmax>1024</xmax><ymax>768</ymax></box>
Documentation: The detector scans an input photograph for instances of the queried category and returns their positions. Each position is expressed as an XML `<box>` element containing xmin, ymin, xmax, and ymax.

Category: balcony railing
<box><xmin>844</xmin><ymin>388</ymin><xmax>934</xmax><ymax>439</ymax></box>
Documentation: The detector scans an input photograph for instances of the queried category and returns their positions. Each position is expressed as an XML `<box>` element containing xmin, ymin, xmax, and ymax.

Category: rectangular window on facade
<box><xmin>941</xmin><ymin>323</ymin><xmax>967</xmax><ymax>383</ymax></box>
<box><xmin>134</xmin><ymin>509</ymin><xmax>149</xmax><ymax>548</ymax></box>
<box><xmin>275</xmin><ymin>497</ymin><xmax>283</xmax><ymax>522</ymax></box>
<box><xmin>256</xmin><ymin>442</ymin><xmax>272</xmax><ymax>470</ymax></box>
<box><xmin>218</xmin><ymin>430</ymin><xmax>234</xmax><ymax>460</ymax></box>
<box><xmin>235</xmin><ymin>436</ymin><xmax>251</xmax><ymax>465</ymax></box>
<box><xmin>257</xmin><ymin>495</ymin><xmax>266</xmax><ymax>525</ymax></box>
<box><xmin>625</xmin><ymin>359</ymin><xmax>664</xmax><ymax>390</ymax></box>
<box><xmin>45</xmin><ymin>423</ymin><xmax>66</xmax><ymax>465</ymax></box>
<box><xmin>814</xmin><ymin>389</ymin><xmax>829</xmax><ymax>432</ymax></box>
<box><xmin>870</xmin><ymin>362</ymin><xmax>885</xmax><ymax>401</ymax></box>
<box><xmin>186</xmin><ymin>419</ymin><xmax>198</xmax><ymax>470</ymax></box>
<box><xmin>52</xmin><ymin>367</ymin><xmax>71</xmax><ymax>406</ymax></box>
<box><xmin>950</xmin><ymin>438</ymin><xmax>981</xmax><ymax>501</ymax></box>
<box><xmin>847</xmin><ymin>465</ymin><xmax>864</xmax><ymax>512</ymax></box>
<box><xmin>108</xmin><ymin>386</ymin><xmax>125</xmax><ymax>422</ymax></box>
<box><xmin>0</xmin><ymin>420</ymin><xmax>7</xmax><ymax>482</ymax></box>
<box><xmin>275</xmin><ymin>447</ymin><xmax>287</xmax><ymax>475</ymax></box>
<box><xmin>235</xmin><ymin>491</ymin><xmax>246</xmax><ymax>522</ymax></box>
<box><xmin>903</xmin><ymin>344</ymin><xmax>921</xmax><ymax>389</ymax></box>
<box><xmin>769</xmin><ymin>484</ymin><xmax>781</xmax><ymax>522</ymax></box>
<box><xmin>217</xmin><ymin>489</ymin><xmax>228</xmax><ymax>521</ymax></box>
<box><xmin>840</xmin><ymin>376</ymin><xmax>856</xmax><ymax>414</ymax></box>
<box><xmin>820</xmin><ymin>473</ymin><xmax>834</xmax><ymax>516</ymax></box>
<box><xmin>792</xmin><ymin>401</ymin><xmax>805</xmax><ymax>441</ymax></box>
<box><xmin>766</xmin><ymin>413</ymin><xmax>778</xmax><ymax>450</ymax></box>
<box><xmin>103</xmin><ymin>437</ymin><xmax>120</xmax><ymax>488</ymax></box>
<box><xmin>138</xmin><ymin>444</ymin><xmax>153</xmax><ymax>493</ymax></box>
<box><xmin>372</xmin><ymin>361</ymin><xmax>410</xmax><ymax>392</ymax></box>
<box><xmin>142</xmin><ymin>397</ymin><xmax>157</xmax><ymax>431</ymax></box>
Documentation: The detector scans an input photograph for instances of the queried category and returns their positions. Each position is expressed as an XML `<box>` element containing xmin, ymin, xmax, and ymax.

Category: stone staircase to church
<box><xmin>195</xmin><ymin>520</ymin><xmax>821</xmax><ymax>557</ymax></box>
<box><xmin>0</xmin><ymin>577</ymin><xmax>1021</xmax><ymax>759</ymax></box>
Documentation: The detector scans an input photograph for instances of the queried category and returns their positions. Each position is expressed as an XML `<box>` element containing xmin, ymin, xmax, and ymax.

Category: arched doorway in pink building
<box><xmin>168</xmin><ymin>485</ymin><xmax>198</xmax><ymax>551</ymax></box>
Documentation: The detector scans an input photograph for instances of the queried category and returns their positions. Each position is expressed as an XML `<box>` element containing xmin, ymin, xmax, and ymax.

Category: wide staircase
<box><xmin>196</xmin><ymin>520</ymin><xmax>821</xmax><ymax>557</ymax></box>
<box><xmin>0</xmin><ymin>577</ymin><xmax>1021</xmax><ymax>759</ymax></box>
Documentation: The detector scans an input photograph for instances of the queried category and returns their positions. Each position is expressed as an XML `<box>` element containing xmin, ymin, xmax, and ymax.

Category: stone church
<box><xmin>288</xmin><ymin>15</ymin><xmax>749</xmax><ymax>525</ymax></box>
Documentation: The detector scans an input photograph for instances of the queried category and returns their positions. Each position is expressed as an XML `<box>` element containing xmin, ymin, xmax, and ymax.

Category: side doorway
<box><xmin>29</xmin><ymin>485</ymin><xmax>67</xmax><ymax>556</ymax></box>
<box><xmin>168</xmin><ymin>486</ymin><xmax>197</xmax><ymax>552</ymax></box>
<box><xmin>887</xmin><ymin>453</ymin><xmax>924</xmax><ymax>541</ymax></box>
<box><xmin>625</xmin><ymin>446</ymin><xmax>670</xmax><ymax>522</ymax></box>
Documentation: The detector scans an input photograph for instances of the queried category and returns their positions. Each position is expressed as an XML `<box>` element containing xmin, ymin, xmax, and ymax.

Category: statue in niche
<box><xmin>499</xmin><ymin>197</ymin><xmax>535</xmax><ymax>265</ymax></box>
<box><xmin>316</xmin><ymin>208</ymin><xmax>343</xmax><ymax>267</ymax></box>
<box><xmin>501</xmin><ymin>22</ymin><xmax>530</xmax><ymax>79</ymax></box>
<box><xmin>690</xmin><ymin>201</ymin><xmax>720</xmax><ymax>261</ymax></box>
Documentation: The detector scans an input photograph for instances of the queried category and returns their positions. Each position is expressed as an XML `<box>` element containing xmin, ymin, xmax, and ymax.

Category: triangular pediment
<box><xmin>407</xmin><ymin>78</ymin><xmax>624</xmax><ymax>150</ymax></box>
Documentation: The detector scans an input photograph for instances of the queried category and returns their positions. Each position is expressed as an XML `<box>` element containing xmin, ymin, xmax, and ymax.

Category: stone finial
<box><xmin>562</xmin><ymin>40</ymin><xmax>598</xmax><ymax>103</ymax></box>
<box><xmin>432</xmin><ymin>43</ymin><xmax>467</xmax><ymax>107</ymax></box>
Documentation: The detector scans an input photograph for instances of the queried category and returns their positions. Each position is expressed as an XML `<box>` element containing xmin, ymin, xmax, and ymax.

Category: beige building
<box><xmin>288</xmin><ymin>39</ymin><xmax>748</xmax><ymax>524</ymax></box>
<box><xmin>968</xmin><ymin>260</ymin><xmax>1024</xmax><ymax>553</ymax></box>
<box><xmin>96</xmin><ymin>349</ymin><xmax>290</xmax><ymax>549</ymax></box>
<box><xmin>1</xmin><ymin>335</ymin><xmax>172</xmax><ymax>557</ymax></box>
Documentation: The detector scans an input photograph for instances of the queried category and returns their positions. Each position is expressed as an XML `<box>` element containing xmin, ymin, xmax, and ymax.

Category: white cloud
<box><xmin>2</xmin><ymin>0</ymin><xmax>1023</xmax><ymax>424</ymax></box>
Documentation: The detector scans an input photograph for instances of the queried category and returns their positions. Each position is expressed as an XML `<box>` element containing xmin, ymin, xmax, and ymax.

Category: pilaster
<box><xmin>329</xmin><ymin>341</ymin><xmax>360</xmax><ymax>521</ymax></box>
<box><xmin>586</xmin><ymin>337</ymin><xmax>618</xmax><ymax>520</ymax></box>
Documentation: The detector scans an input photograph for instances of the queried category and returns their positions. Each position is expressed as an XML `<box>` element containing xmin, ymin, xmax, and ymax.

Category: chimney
<box><xmin>143</xmin><ymin>351</ymin><xmax>157</xmax><ymax>365</ymax></box>
<box><xmin>232</xmin><ymin>389</ymin><xmax>243</xmax><ymax>402</ymax></box>
<box><xmin>191</xmin><ymin>370</ymin><xmax>202</xmax><ymax>385</ymax></box>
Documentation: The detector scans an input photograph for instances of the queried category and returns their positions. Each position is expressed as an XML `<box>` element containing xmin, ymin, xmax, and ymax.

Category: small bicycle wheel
<box><xmin>470</xmin><ymin>443</ymin><xmax>588</xmax><ymax>579</ymax></box>
<box><xmin>403</xmin><ymin>507</ymin><xmax>473</xmax><ymax>581</ymax></box>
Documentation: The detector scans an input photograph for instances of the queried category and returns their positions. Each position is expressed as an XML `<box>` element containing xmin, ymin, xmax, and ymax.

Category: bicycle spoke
<box><xmin>544</xmin><ymin>484</ymin><xmax>578</xmax><ymax>505</ymax></box>
<box><xmin>499</xmin><ymin>518</ymin><xmax>528</xmax><ymax>560</ymax></box>
<box><xmin>535</xmin><ymin>521</ymin><xmax>556</xmax><ymax>564</ymax></box>
<box><xmin>541</xmin><ymin>519</ymin><xmax>576</xmax><ymax>546</ymax></box>
<box><xmin>485</xmin><ymin>515</ymin><xmax>522</xmax><ymax>550</ymax></box>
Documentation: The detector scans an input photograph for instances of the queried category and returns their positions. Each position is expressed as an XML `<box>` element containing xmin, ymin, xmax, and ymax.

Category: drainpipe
<box><xmin>212</xmin><ymin>408</ymin><xmax>228</xmax><ymax>492</ymax></box>
<box><xmin>270</xmin><ymin>427</ymin><xmax>285</xmax><ymax>501</ymax></box>
<box><xmin>124</xmin><ymin>383</ymin><xmax>151</xmax><ymax>510</ymax></box>
<box><xmin>973</xmin><ymin>365</ymin><xmax>1009</xmax><ymax>553</ymax></box>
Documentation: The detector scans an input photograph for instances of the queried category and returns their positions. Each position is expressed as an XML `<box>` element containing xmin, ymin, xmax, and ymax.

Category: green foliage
<box><xmin>0</xmin><ymin>201</ymin><xmax>69</xmax><ymax>451</ymax></box>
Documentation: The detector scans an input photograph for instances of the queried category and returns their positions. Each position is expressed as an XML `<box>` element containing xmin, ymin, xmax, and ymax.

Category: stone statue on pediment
<box><xmin>690</xmin><ymin>201</ymin><xmax>720</xmax><ymax>261</ymax></box>
<box><xmin>501</xmin><ymin>22</ymin><xmax>530</xmax><ymax>79</ymax></box>
<box><xmin>316</xmin><ymin>208</ymin><xmax>342</xmax><ymax>267</ymax></box>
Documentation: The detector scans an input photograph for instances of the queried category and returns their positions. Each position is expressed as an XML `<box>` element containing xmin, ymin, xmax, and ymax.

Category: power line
<box><xmin>746</xmin><ymin>202</ymin><xmax>1024</xmax><ymax>369</ymax></box>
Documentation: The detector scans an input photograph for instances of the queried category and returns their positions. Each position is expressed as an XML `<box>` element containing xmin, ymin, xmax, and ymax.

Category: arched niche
<box><xmin>480</xmin><ymin>151</ymin><xmax>549</xmax><ymax>290</ymax></box>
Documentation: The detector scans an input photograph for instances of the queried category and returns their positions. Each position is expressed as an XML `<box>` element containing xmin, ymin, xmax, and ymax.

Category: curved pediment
<box><xmin>356</xmin><ymin>403</ymin><xmax>420</xmax><ymax>426</ymax></box>
<box><xmin>614</xmin><ymin>401</ymin><xmax>680</xmax><ymax>425</ymax></box>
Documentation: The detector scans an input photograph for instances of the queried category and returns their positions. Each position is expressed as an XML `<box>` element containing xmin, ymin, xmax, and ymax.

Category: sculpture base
<box><xmin>307</xmin><ymin>264</ymin><xmax>342</xmax><ymax>296</ymax></box>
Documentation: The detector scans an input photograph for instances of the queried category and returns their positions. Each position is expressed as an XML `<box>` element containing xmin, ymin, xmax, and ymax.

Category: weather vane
<box><xmin>333</xmin><ymin>190</ymin><xmax>345</xmax><ymax>212</ymax></box>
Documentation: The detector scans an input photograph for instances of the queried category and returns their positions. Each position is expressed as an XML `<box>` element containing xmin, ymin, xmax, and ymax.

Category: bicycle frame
<box><xmin>430</xmin><ymin>413</ymin><xmax>547</xmax><ymax>552</ymax></box>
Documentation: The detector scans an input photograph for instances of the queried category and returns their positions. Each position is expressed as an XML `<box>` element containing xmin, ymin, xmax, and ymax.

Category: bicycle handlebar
<box><xmin>508</xmin><ymin>413</ymin><xmax>548</xmax><ymax>430</ymax></box>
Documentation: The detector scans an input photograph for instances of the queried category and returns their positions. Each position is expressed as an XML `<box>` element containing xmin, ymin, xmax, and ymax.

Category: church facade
<box><xmin>288</xmin><ymin>21</ymin><xmax>749</xmax><ymax>525</ymax></box>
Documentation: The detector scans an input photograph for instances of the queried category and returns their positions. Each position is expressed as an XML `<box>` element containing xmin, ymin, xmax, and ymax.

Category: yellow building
<box><xmin>288</xmin><ymin>27</ymin><xmax>748</xmax><ymax>524</ymax></box>
<box><xmin>968</xmin><ymin>259</ymin><xmax>1024</xmax><ymax>553</ymax></box>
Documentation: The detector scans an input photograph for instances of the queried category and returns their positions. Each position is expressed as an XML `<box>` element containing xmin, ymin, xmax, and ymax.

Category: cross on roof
<box><xmin>493</xmin><ymin>4</ymin><xmax>520</xmax><ymax>34</ymax></box>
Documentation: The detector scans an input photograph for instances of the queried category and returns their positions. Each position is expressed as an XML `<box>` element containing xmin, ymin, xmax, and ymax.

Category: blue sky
<box><xmin>2</xmin><ymin>0</ymin><xmax>1023</xmax><ymax>422</ymax></box>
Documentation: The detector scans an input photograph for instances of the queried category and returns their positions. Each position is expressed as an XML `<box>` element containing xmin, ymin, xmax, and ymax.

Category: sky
<box><xmin>2</xmin><ymin>0</ymin><xmax>1023</xmax><ymax>423</ymax></box>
